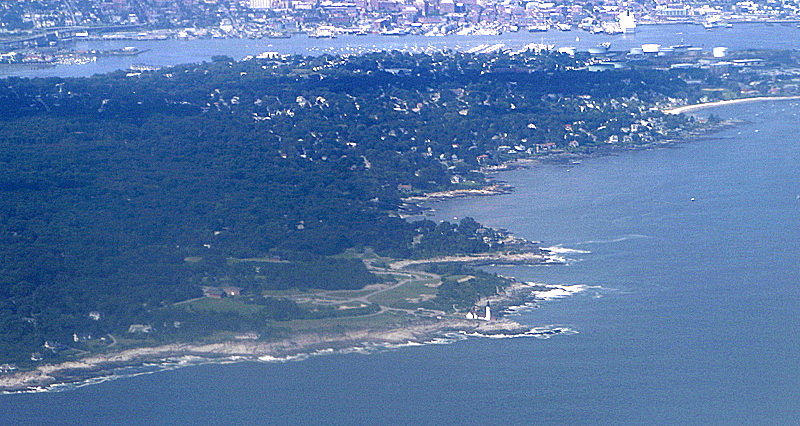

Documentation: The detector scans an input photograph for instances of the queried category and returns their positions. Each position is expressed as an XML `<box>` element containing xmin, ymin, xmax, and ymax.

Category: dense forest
<box><xmin>0</xmin><ymin>49</ymin><xmax>710</xmax><ymax>362</ymax></box>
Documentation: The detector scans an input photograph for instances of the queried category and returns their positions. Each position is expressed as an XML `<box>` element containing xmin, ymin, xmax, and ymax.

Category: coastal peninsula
<box><xmin>0</xmin><ymin>244</ymin><xmax>569</xmax><ymax>392</ymax></box>
<box><xmin>2</xmin><ymin>48</ymin><xmax>800</xmax><ymax>392</ymax></box>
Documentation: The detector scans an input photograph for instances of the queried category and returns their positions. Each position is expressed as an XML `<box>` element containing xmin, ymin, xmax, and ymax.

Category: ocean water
<box><xmin>2</xmin><ymin>100</ymin><xmax>798</xmax><ymax>424</ymax></box>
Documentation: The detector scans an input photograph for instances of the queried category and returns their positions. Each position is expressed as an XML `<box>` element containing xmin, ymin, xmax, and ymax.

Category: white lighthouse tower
<box><xmin>484</xmin><ymin>303</ymin><xmax>491</xmax><ymax>321</ymax></box>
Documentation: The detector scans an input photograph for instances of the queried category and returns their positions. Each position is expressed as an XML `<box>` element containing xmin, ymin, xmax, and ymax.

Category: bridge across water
<box><xmin>0</xmin><ymin>24</ymin><xmax>143</xmax><ymax>48</ymax></box>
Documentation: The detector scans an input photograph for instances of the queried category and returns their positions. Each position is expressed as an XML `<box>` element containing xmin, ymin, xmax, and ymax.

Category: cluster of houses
<box><xmin>0</xmin><ymin>363</ymin><xmax>18</xmax><ymax>373</ymax></box>
<box><xmin>27</xmin><ymin>286</ymin><xmax>248</xmax><ymax>361</ymax></box>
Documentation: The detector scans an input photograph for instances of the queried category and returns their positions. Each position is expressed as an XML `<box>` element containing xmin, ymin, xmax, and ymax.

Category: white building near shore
<box><xmin>619</xmin><ymin>10</ymin><xmax>636</xmax><ymax>33</ymax></box>
<box><xmin>465</xmin><ymin>303</ymin><xmax>492</xmax><ymax>321</ymax></box>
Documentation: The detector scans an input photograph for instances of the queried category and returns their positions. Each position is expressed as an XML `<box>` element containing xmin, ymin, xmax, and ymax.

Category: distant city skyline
<box><xmin>2</xmin><ymin>0</ymin><xmax>799</xmax><ymax>40</ymax></box>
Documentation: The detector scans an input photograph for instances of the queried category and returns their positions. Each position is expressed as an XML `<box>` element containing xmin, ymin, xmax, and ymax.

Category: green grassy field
<box><xmin>367</xmin><ymin>278</ymin><xmax>438</xmax><ymax>309</ymax></box>
<box><xmin>276</xmin><ymin>310</ymin><xmax>411</xmax><ymax>334</ymax></box>
<box><xmin>180</xmin><ymin>297</ymin><xmax>265</xmax><ymax>315</ymax></box>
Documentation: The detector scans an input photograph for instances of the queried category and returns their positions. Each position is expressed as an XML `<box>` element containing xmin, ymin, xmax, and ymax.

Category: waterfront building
<box><xmin>618</xmin><ymin>10</ymin><xmax>636</xmax><ymax>33</ymax></box>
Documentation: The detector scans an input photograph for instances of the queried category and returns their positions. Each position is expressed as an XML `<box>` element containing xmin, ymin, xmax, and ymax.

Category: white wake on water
<box><xmin>574</xmin><ymin>234</ymin><xmax>651</xmax><ymax>245</ymax></box>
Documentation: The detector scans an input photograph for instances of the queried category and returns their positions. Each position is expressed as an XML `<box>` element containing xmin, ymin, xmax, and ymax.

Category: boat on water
<box><xmin>380</xmin><ymin>28</ymin><xmax>409</xmax><ymax>36</ymax></box>
<box><xmin>587</xmin><ymin>42</ymin><xmax>611</xmax><ymax>55</ymax></box>
<box><xmin>309</xmin><ymin>28</ymin><xmax>337</xmax><ymax>38</ymax></box>
<box><xmin>527</xmin><ymin>24</ymin><xmax>549</xmax><ymax>32</ymax></box>
<box><xmin>473</xmin><ymin>27</ymin><xmax>502</xmax><ymax>36</ymax></box>
<box><xmin>702</xmin><ymin>20</ymin><xmax>732</xmax><ymax>29</ymax></box>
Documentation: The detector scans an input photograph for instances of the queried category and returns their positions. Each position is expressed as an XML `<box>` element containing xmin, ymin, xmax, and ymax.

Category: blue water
<box><xmin>2</xmin><ymin>100</ymin><xmax>798</xmax><ymax>424</ymax></box>
<box><xmin>3</xmin><ymin>23</ymin><xmax>800</xmax><ymax>78</ymax></box>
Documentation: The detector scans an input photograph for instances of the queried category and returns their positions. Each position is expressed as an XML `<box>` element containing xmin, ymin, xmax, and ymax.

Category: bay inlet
<box><xmin>4</xmin><ymin>23</ymin><xmax>800</xmax><ymax>79</ymax></box>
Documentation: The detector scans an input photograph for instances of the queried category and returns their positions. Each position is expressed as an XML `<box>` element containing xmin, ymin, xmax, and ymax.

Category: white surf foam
<box><xmin>8</xmin><ymin>280</ymin><xmax>601</xmax><ymax>395</ymax></box>
<box><xmin>542</xmin><ymin>245</ymin><xmax>591</xmax><ymax>254</ymax></box>
<box><xmin>464</xmin><ymin>325</ymin><xmax>578</xmax><ymax>340</ymax></box>
<box><xmin>258</xmin><ymin>353</ymin><xmax>310</xmax><ymax>363</ymax></box>
<box><xmin>5</xmin><ymin>355</ymin><xmax>248</xmax><ymax>394</ymax></box>
<box><xmin>531</xmin><ymin>284</ymin><xmax>590</xmax><ymax>300</ymax></box>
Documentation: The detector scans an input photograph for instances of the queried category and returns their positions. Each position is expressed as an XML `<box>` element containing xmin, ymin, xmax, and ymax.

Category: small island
<box><xmin>1</xmin><ymin>47</ymin><xmax>799</xmax><ymax>392</ymax></box>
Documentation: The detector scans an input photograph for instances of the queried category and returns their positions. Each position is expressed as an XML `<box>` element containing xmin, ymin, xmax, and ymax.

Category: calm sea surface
<box><xmin>2</xmin><ymin>28</ymin><xmax>800</xmax><ymax>425</ymax></box>
<box><xmin>2</xmin><ymin>23</ymin><xmax>800</xmax><ymax>78</ymax></box>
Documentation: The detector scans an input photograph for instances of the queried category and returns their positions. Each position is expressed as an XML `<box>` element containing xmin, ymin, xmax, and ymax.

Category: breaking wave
<box><xmin>542</xmin><ymin>245</ymin><xmax>591</xmax><ymax>255</ymax></box>
<box><xmin>464</xmin><ymin>325</ymin><xmax>578</xmax><ymax>340</ymax></box>
<box><xmin>531</xmin><ymin>284</ymin><xmax>597</xmax><ymax>301</ymax></box>
<box><xmin>5</xmin><ymin>355</ymin><xmax>246</xmax><ymax>395</ymax></box>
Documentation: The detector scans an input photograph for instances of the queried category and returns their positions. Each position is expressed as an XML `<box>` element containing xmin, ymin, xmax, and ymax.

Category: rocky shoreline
<box><xmin>400</xmin><ymin>116</ymin><xmax>738</xmax><ymax>216</ymax></box>
<box><xmin>0</xmin><ymin>315</ymin><xmax>539</xmax><ymax>393</ymax></box>
<box><xmin>0</xmin><ymin>236</ymin><xmax>567</xmax><ymax>394</ymax></box>
<box><xmin>389</xmin><ymin>250</ymin><xmax>565</xmax><ymax>269</ymax></box>
<box><xmin>0</xmin><ymin>110</ymin><xmax>734</xmax><ymax>395</ymax></box>
<box><xmin>401</xmin><ymin>183</ymin><xmax>513</xmax><ymax>204</ymax></box>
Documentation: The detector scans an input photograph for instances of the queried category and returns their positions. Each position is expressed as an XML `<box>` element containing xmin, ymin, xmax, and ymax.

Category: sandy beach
<box><xmin>663</xmin><ymin>95</ymin><xmax>800</xmax><ymax>114</ymax></box>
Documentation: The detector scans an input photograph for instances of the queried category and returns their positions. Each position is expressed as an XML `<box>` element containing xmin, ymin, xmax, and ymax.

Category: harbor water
<box><xmin>3</xmin><ymin>23</ymin><xmax>800</xmax><ymax>78</ymax></box>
